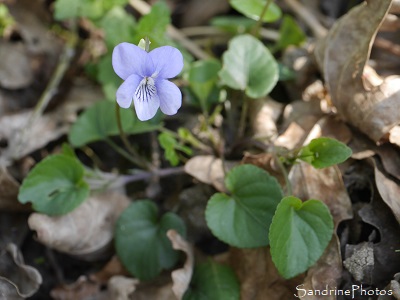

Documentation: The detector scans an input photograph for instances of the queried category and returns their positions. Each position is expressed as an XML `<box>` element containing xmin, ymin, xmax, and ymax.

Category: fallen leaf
<box><xmin>314</xmin><ymin>0</ymin><xmax>399</xmax><ymax>143</ymax></box>
<box><xmin>28</xmin><ymin>192</ymin><xmax>130</xmax><ymax>260</ymax></box>
<box><xmin>108</xmin><ymin>276</ymin><xmax>139</xmax><ymax>300</ymax></box>
<box><xmin>0</xmin><ymin>167</ymin><xmax>28</xmax><ymax>211</ymax></box>
<box><xmin>0</xmin><ymin>79</ymin><xmax>102</xmax><ymax>166</ymax></box>
<box><xmin>358</xmin><ymin>196</ymin><xmax>400</xmax><ymax>286</ymax></box>
<box><xmin>374</xmin><ymin>164</ymin><xmax>400</xmax><ymax>224</ymax></box>
<box><xmin>228</xmin><ymin>247</ymin><xmax>304</xmax><ymax>300</ymax></box>
<box><xmin>90</xmin><ymin>256</ymin><xmax>130</xmax><ymax>284</ymax></box>
<box><xmin>274</xmin><ymin>100</ymin><xmax>323</xmax><ymax>150</ymax></box>
<box><xmin>184</xmin><ymin>155</ymin><xmax>238</xmax><ymax>192</ymax></box>
<box><xmin>249</xmin><ymin>97</ymin><xmax>283</xmax><ymax>141</ymax></box>
<box><xmin>0</xmin><ymin>243</ymin><xmax>42</xmax><ymax>298</ymax></box>
<box><xmin>0</xmin><ymin>42</ymin><xmax>33</xmax><ymax>89</ymax></box>
<box><xmin>167</xmin><ymin>229</ymin><xmax>194</xmax><ymax>300</ymax></box>
<box><xmin>50</xmin><ymin>275</ymin><xmax>100</xmax><ymax>300</ymax></box>
<box><xmin>378</xmin><ymin>273</ymin><xmax>400</xmax><ymax>299</ymax></box>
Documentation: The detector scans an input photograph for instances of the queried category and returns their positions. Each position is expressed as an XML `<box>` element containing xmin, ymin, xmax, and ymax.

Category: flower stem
<box><xmin>273</xmin><ymin>152</ymin><xmax>293</xmax><ymax>196</ymax></box>
<box><xmin>115</xmin><ymin>102</ymin><xmax>150</xmax><ymax>169</ymax></box>
<box><xmin>238</xmin><ymin>94</ymin><xmax>249</xmax><ymax>138</ymax></box>
<box><xmin>251</xmin><ymin>0</ymin><xmax>273</xmax><ymax>36</ymax></box>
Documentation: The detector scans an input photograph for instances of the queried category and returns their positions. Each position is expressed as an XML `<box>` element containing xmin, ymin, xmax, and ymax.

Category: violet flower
<box><xmin>112</xmin><ymin>42</ymin><xmax>184</xmax><ymax>121</ymax></box>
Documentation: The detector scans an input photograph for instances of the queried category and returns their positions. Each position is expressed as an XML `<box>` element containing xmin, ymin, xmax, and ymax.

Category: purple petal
<box><xmin>156</xmin><ymin>79</ymin><xmax>182</xmax><ymax>115</ymax></box>
<box><xmin>116</xmin><ymin>74</ymin><xmax>142</xmax><ymax>108</ymax></box>
<box><xmin>134</xmin><ymin>79</ymin><xmax>160</xmax><ymax>121</ymax></box>
<box><xmin>112</xmin><ymin>43</ymin><xmax>154</xmax><ymax>80</ymax></box>
<box><xmin>149</xmin><ymin>46</ymin><xmax>184</xmax><ymax>79</ymax></box>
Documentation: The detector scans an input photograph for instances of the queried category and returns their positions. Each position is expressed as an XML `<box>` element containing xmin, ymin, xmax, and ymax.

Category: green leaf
<box><xmin>135</xmin><ymin>2</ymin><xmax>170</xmax><ymax>47</ymax></box>
<box><xmin>183</xmin><ymin>262</ymin><xmax>240</xmax><ymax>300</ymax></box>
<box><xmin>54</xmin><ymin>0</ymin><xmax>128</xmax><ymax>20</ymax></box>
<box><xmin>158</xmin><ymin>132</ymin><xmax>192</xmax><ymax>166</ymax></box>
<box><xmin>100</xmin><ymin>6</ymin><xmax>136</xmax><ymax>47</ymax></box>
<box><xmin>230</xmin><ymin>0</ymin><xmax>282</xmax><ymax>23</ymax></box>
<box><xmin>97</xmin><ymin>54</ymin><xmax>122</xmax><ymax>100</ymax></box>
<box><xmin>210</xmin><ymin>16</ymin><xmax>256</xmax><ymax>34</ymax></box>
<box><xmin>54</xmin><ymin>0</ymin><xmax>80</xmax><ymax>20</ymax></box>
<box><xmin>69</xmin><ymin>100</ymin><xmax>161</xmax><ymax>147</ymax></box>
<box><xmin>275</xmin><ymin>15</ymin><xmax>306</xmax><ymax>51</ymax></box>
<box><xmin>18</xmin><ymin>155</ymin><xmax>89</xmax><ymax>215</ymax></box>
<box><xmin>298</xmin><ymin>137</ymin><xmax>352</xmax><ymax>169</ymax></box>
<box><xmin>269</xmin><ymin>196</ymin><xmax>334</xmax><ymax>278</ymax></box>
<box><xmin>205</xmin><ymin>164</ymin><xmax>283</xmax><ymax>248</ymax></box>
<box><xmin>188</xmin><ymin>59</ymin><xmax>221</xmax><ymax>112</ymax></box>
<box><xmin>219</xmin><ymin>34</ymin><xmax>278</xmax><ymax>99</ymax></box>
<box><xmin>115</xmin><ymin>200</ymin><xmax>186</xmax><ymax>280</ymax></box>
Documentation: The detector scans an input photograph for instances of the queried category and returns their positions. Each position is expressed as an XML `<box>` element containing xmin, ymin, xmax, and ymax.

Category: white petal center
<box><xmin>135</xmin><ymin>77</ymin><xmax>157</xmax><ymax>103</ymax></box>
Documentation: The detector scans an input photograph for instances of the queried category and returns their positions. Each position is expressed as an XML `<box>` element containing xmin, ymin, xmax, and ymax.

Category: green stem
<box><xmin>115</xmin><ymin>103</ymin><xmax>150</xmax><ymax>169</ymax></box>
<box><xmin>105</xmin><ymin>138</ymin><xmax>144</xmax><ymax>167</ymax></box>
<box><xmin>273</xmin><ymin>153</ymin><xmax>292</xmax><ymax>196</ymax></box>
<box><xmin>251</xmin><ymin>0</ymin><xmax>273</xmax><ymax>36</ymax></box>
<box><xmin>238</xmin><ymin>94</ymin><xmax>249</xmax><ymax>138</ymax></box>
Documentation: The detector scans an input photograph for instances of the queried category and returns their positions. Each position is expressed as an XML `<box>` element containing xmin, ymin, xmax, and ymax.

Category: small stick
<box><xmin>284</xmin><ymin>0</ymin><xmax>328</xmax><ymax>38</ymax></box>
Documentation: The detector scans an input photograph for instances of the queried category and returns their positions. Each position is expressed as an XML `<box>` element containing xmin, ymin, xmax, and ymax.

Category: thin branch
<box><xmin>284</xmin><ymin>0</ymin><xmax>328</xmax><ymax>39</ymax></box>
<box><xmin>13</xmin><ymin>35</ymin><xmax>77</xmax><ymax>159</ymax></box>
<box><xmin>128</xmin><ymin>0</ymin><xmax>210</xmax><ymax>59</ymax></box>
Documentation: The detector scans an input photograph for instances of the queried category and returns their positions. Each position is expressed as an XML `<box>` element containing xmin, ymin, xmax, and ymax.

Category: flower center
<box><xmin>135</xmin><ymin>77</ymin><xmax>157</xmax><ymax>103</ymax></box>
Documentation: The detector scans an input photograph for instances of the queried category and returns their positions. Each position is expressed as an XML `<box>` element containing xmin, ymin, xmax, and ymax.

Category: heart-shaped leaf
<box><xmin>298</xmin><ymin>137</ymin><xmax>352</xmax><ymax>169</ymax></box>
<box><xmin>115</xmin><ymin>200</ymin><xmax>186</xmax><ymax>280</ymax></box>
<box><xmin>18</xmin><ymin>154</ymin><xmax>89</xmax><ymax>215</ymax></box>
<box><xmin>230</xmin><ymin>0</ymin><xmax>282</xmax><ymax>23</ymax></box>
<box><xmin>205</xmin><ymin>164</ymin><xmax>283</xmax><ymax>248</ymax></box>
<box><xmin>219</xmin><ymin>34</ymin><xmax>278</xmax><ymax>99</ymax></box>
<box><xmin>69</xmin><ymin>100</ymin><xmax>161</xmax><ymax>147</ymax></box>
<box><xmin>183</xmin><ymin>262</ymin><xmax>240</xmax><ymax>300</ymax></box>
<box><xmin>269</xmin><ymin>196</ymin><xmax>334</xmax><ymax>278</ymax></box>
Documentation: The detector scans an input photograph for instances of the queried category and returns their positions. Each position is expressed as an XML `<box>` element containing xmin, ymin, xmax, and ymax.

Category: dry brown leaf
<box><xmin>374</xmin><ymin>165</ymin><xmax>400</xmax><ymax>224</ymax></box>
<box><xmin>0</xmin><ymin>167</ymin><xmax>29</xmax><ymax>211</ymax></box>
<box><xmin>28</xmin><ymin>192</ymin><xmax>130</xmax><ymax>260</ymax></box>
<box><xmin>274</xmin><ymin>100</ymin><xmax>323</xmax><ymax>150</ymax></box>
<box><xmin>90</xmin><ymin>256</ymin><xmax>130</xmax><ymax>284</ymax></box>
<box><xmin>0</xmin><ymin>42</ymin><xmax>33</xmax><ymax>89</ymax></box>
<box><xmin>108</xmin><ymin>276</ymin><xmax>139</xmax><ymax>300</ymax></box>
<box><xmin>314</xmin><ymin>0</ymin><xmax>400</xmax><ymax>143</ymax></box>
<box><xmin>358</xmin><ymin>197</ymin><xmax>400</xmax><ymax>286</ymax></box>
<box><xmin>130</xmin><ymin>280</ymin><xmax>176</xmax><ymax>300</ymax></box>
<box><xmin>167</xmin><ymin>229</ymin><xmax>194</xmax><ymax>300</ymax></box>
<box><xmin>0</xmin><ymin>243</ymin><xmax>42</xmax><ymax>298</ymax></box>
<box><xmin>184</xmin><ymin>155</ymin><xmax>238</xmax><ymax>192</ymax></box>
<box><xmin>349</xmin><ymin>133</ymin><xmax>400</xmax><ymax>180</ymax></box>
<box><xmin>50</xmin><ymin>275</ymin><xmax>101</xmax><ymax>300</ymax></box>
<box><xmin>228</xmin><ymin>247</ymin><xmax>304</xmax><ymax>300</ymax></box>
<box><xmin>249</xmin><ymin>97</ymin><xmax>283</xmax><ymax>141</ymax></box>
<box><xmin>0</xmin><ymin>79</ymin><xmax>102</xmax><ymax>166</ymax></box>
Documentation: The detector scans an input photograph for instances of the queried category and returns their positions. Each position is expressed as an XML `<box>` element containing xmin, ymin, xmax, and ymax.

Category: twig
<box><xmin>13</xmin><ymin>35</ymin><xmax>77</xmax><ymax>159</ymax></box>
<box><xmin>284</xmin><ymin>0</ymin><xmax>328</xmax><ymax>39</ymax></box>
<box><xmin>128</xmin><ymin>0</ymin><xmax>210</xmax><ymax>59</ymax></box>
